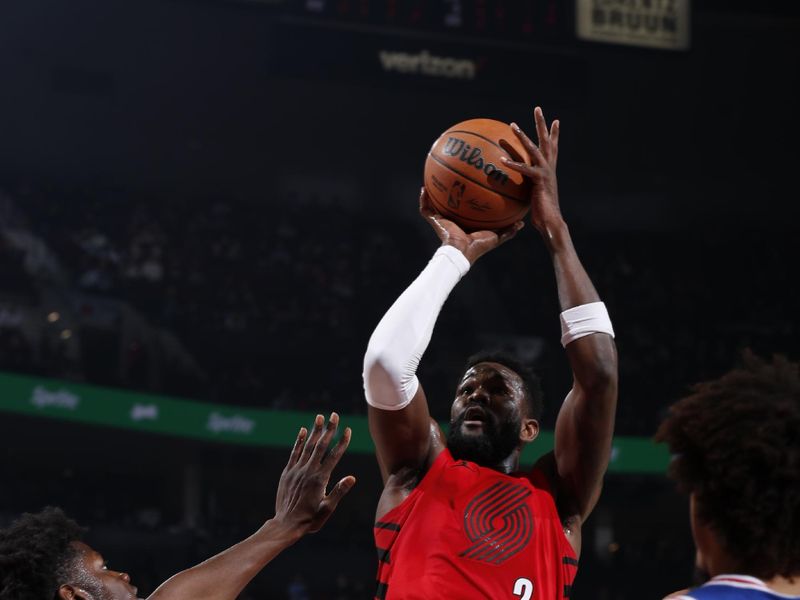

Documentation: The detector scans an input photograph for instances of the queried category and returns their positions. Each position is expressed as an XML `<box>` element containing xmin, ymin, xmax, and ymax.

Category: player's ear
<box><xmin>520</xmin><ymin>418</ymin><xmax>539</xmax><ymax>443</ymax></box>
<box><xmin>58</xmin><ymin>584</ymin><xmax>92</xmax><ymax>600</ymax></box>
<box><xmin>58</xmin><ymin>585</ymin><xmax>77</xmax><ymax>600</ymax></box>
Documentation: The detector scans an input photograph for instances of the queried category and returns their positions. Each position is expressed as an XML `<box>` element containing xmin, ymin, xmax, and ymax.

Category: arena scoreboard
<box><xmin>255</xmin><ymin>0</ymin><xmax>585</xmax><ymax>100</ymax></box>
<box><xmin>284</xmin><ymin>0</ymin><xmax>571</xmax><ymax>46</ymax></box>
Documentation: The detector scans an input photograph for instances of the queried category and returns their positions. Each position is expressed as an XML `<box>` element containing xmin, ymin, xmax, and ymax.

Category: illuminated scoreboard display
<box><xmin>260</xmin><ymin>0</ymin><xmax>585</xmax><ymax>97</ymax></box>
<box><xmin>291</xmin><ymin>0</ymin><xmax>571</xmax><ymax>45</ymax></box>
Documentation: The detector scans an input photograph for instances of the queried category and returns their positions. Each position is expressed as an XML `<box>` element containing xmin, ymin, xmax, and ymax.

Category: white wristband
<box><xmin>559</xmin><ymin>301</ymin><xmax>615</xmax><ymax>348</ymax></box>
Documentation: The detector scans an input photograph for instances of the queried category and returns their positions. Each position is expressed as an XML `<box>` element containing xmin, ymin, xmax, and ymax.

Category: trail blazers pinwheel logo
<box><xmin>460</xmin><ymin>481</ymin><xmax>533</xmax><ymax>565</ymax></box>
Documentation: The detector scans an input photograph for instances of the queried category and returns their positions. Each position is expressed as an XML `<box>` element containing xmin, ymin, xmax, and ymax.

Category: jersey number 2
<box><xmin>513</xmin><ymin>577</ymin><xmax>534</xmax><ymax>600</ymax></box>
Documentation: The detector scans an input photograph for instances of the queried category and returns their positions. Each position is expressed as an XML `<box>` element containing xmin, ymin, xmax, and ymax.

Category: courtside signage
<box><xmin>31</xmin><ymin>385</ymin><xmax>80</xmax><ymax>410</ymax></box>
<box><xmin>0</xmin><ymin>370</ymin><xmax>668</xmax><ymax>473</ymax></box>
<box><xmin>207</xmin><ymin>411</ymin><xmax>256</xmax><ymax>435</ymax></box>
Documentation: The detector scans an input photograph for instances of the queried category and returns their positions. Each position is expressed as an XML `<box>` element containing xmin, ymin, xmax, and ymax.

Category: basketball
<box><xmin>424</xmin><ymin>118</ymin><xmax>531</xmax><ymax>231</ymax></box>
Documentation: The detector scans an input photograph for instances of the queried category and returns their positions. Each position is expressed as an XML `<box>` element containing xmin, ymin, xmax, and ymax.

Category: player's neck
<box><xmin>711</xmin><ymin>574</ymin><xmax>800</xmax><ymax>594</ymax></box>
<box><xmin>488</xmin><ymin>453</ymin><xmax>519</xmax><ymax>474</ymax></box>
<box><xmin>762</xmin><ymin>574</ymin><xmax>800</xmax><ymax>594</ymax></box>
<box><xmin>698</xmin><ymin>522</ymin><xmax>800</xmax><ymax>594</ymax></box>
<box><xmin>453</xmin><ymin>448</ymin><xmax>520</xmax><ymax>474</ymax></box>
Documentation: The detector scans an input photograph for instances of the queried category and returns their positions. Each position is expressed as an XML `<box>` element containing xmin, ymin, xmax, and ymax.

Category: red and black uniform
<box><xmin>374</xmin><ymin>449</ymin><xmax>577</xmax><ymax>600</ymax></box>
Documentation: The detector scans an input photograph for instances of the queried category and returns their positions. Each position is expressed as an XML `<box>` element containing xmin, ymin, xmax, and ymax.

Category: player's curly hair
<box><xmin>655</xmin><ymin>352</ymin><xmax>800</xmax><ymax>580</ymax></box>
<box><xmin>0</xmin><ymin>507</ymin><xmax>85</xmax><ymax>600</ymax></box>
<box><xmin>464</xmin><ymin>350</ymin><xmax>544</xmax><ymax>420</ymax></box>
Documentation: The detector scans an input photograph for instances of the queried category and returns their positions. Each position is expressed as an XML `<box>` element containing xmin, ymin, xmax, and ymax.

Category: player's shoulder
<box><xmin>665</xmin><ymin>575</ymin><xmax>800</xmax><ymax>600</ymax></box>
<box><xmin>664</xmin><ymin>587</ymin><xmax>738</xmax><ymax>600</ymax></box>
<box><xmin>528</xmin><ymin>451</ymin><xmax>557</xmax><ymax>491</ymax></box>
<box><xmin>375</xmin><ymin>447</ymin><xmax>454</xmax><ymax>522</ymax></box>
<box><xmin>664</xmin><ymin>589</ymin><xmax>723</xmax><ymax>600</ymax></box>
<box><xmin>665</xmin><ymin>590</ymin><xmax>772</xmax><ymax>599</ymax></box>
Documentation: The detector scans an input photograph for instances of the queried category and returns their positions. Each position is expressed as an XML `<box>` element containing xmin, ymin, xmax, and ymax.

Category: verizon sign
<box><xmin>378</xmin><ymin>50</ymin><xmax>477</xmax><ymax>80</ymax></box>
<box><xmin>576</xmin><ymin>0</ymin><xmax>691</xmax><ymax>51</ymax></box>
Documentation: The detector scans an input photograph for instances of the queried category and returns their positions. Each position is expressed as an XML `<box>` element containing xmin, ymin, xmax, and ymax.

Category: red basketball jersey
<box><xmin>374</xmin><ymin>449</ymin><xmax>577</xmax><ymax>600</ymax></box>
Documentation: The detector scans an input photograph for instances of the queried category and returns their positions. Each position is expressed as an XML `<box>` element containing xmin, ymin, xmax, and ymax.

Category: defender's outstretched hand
<box><xmin>419</xmin><ymin>188</ymin><xmax>524</xmax><ymax>265</ymax></box>
<box><xmin>274</xmin><ymin>413</ymin><xmax>355</xmax><ymax>535</ymax></box>
<box><xmin>147</xmin><ymin>414</ymin><xmax>354</xmax><ymax>600</ymax></box>
<box><xmin>500</xmin><ymin>106</ymin><xmax>563</xmax><ymax>235</ymax></box>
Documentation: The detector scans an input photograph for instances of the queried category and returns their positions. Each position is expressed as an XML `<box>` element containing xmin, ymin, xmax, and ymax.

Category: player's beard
<box><xmin>446</xmin><ymin>409</ymin><xmax>521</xmax><ymax>467</ymax></box>
<box><xmin>73</xmin><ymin>573</ymin><xmax>117</xmax><ymax>600</ymax></box>
<box><xmin>67</xmin><ymin>558</ymin><xmax>120</xmax><ymax>600</ymax></box>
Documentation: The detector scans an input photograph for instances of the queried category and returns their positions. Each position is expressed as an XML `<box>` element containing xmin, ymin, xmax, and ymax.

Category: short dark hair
<box><xmin>464</xmin><ymin>350</ymin><xmax>544</xmax><ymax>420</ymax></box>
<box><xmin>655</xmin><ymin>352</ymin><xmax>800</xmax><ymax>580</ymax></box>
<box><xmin>0</xmin><ymin>507</ymin><xmax>86</xmax><ymax>600</ymax></box>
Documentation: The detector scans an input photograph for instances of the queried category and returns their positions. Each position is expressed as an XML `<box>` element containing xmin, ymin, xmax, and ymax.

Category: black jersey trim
<box><xmin>375</xmin><ymin>581</ymin><xmax>389</xmax><ymax>600</ymax></box>
<box><xmin>376</xmin><ymin>547</ymin><xmax>391</xmax><ymax>563</ymax></box>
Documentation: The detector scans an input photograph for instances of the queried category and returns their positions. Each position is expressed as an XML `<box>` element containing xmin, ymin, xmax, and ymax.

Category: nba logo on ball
<box><xmin>424</xmin><ymin>118</ymin><xmax>531</xmax><ymax>231</ymax></box>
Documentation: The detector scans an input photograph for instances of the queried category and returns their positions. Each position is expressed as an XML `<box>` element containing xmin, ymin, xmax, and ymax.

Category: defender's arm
<box><xmin>148</xmin><ymin>415</ymin><xmax>354</xmax><ymax>600</ymax></box>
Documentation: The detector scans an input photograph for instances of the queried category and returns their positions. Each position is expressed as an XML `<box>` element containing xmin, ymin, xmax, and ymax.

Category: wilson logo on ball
<box><xmin>423</xmin><ymin>118</ymin><xmax>531</xmax><ymax>231</ymax></box>
<box><xmin>441</xmin><ymin>136</ymin><xmax>510</xmax><ymax>186</ymax></box>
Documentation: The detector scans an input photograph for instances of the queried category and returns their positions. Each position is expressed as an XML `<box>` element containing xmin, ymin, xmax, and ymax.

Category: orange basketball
<box><xmin>424</xmin><ymin>118</ymin><xmax>531</xmax><ymax>231</ymax></box>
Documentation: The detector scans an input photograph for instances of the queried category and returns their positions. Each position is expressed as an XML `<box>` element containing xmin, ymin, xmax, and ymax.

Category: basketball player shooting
<box><xmin>363</xmin><ymin>107</ymin><xmax>618</xmax><ymax>600</ymax></box>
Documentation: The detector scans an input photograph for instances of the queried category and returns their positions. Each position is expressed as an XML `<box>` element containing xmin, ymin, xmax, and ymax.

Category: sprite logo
<box><xmin>30</xmin><ymin>386</ymin><xmax>80</xmax><ymax>410</ymax></box>
<box><xmin>207</xmin><ymin>412</ymin><xmax>255</xmax><ymax>435</ymax></box>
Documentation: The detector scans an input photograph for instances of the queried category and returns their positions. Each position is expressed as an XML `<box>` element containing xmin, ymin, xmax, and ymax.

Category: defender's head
<box><xmin>447</xmin><ymin>350</ymin><xmax>543</xmax><ymax>468</ymax></box>
<box><xmin>0</xmin><ymin>507</ymin><xmax>141</xmax><ymax>600</ymax></box>
<box><xmin>655</xmin><ymin>353</ymin><xmax>800</xmax><ymax>581</ymax></box>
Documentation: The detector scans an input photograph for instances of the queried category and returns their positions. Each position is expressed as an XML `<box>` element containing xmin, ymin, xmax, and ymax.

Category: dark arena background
<box><xmin>1</xmin><ymin>1</ymin><xmax>799</xmax><ymax>598</ymax></box>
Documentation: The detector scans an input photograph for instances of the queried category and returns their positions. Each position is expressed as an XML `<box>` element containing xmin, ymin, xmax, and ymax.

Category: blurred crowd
<box><xmin>487</xmin><ymin>225</ymin><xmax>799</xmax><ymax>434</ymax></box>
<box><xmin>3</xmin><ymin>182</ymin><xmax>795</xmax><ymax>599</ymax></box>
<box><xmin>1</xmin><ymin>182</ymin><xmax>797</xmax><ymax>435</ymax></box>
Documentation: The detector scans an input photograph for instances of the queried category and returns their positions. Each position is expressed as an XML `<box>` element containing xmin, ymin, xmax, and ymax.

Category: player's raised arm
<box><xmin>502</xmin><ymin>108</ymin><xmax>618</xmax><ymax>538</ymax></box>
<box><xmin>364</xmin><ymin>190</ymin><xmax>523</xmax><ymax>486</ymax></box>
<box><xmin>147</xmin><ymin>414</ymin><xmax>354</xmax><ymax>600</ymax></box>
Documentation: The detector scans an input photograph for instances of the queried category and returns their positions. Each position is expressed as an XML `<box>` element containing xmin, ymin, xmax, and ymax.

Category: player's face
<box><xmin>447</xmin><ymin>362</ymin><xmax>528</xmax><ymax>466</ymax></box>
<box><xmin>59</xmin><ymin>542</ymin><xmax>143</xmax><ymax>600</ymax></box>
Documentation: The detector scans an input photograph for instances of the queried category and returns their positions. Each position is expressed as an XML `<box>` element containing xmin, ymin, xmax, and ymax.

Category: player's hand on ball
<box><xmin>500</xmin><ymin>106</ymin><xmax>564</xmax><ymax>234</ymax></box>
<box><xmin>273</xmin><ymin>413</ymin><xmax>355</xmax><ymax>535</ymax></box>
<box><xmin>419</xmin><ymin>188</ymin><xmax>524</xmax><ymax>265</ymax></box>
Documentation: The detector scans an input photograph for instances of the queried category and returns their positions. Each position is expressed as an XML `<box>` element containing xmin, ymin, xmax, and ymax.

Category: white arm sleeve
<box><xmin>363</xmin><ymin>245</ymin><xmax>470</xmax><ymax>411</ymax></box>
